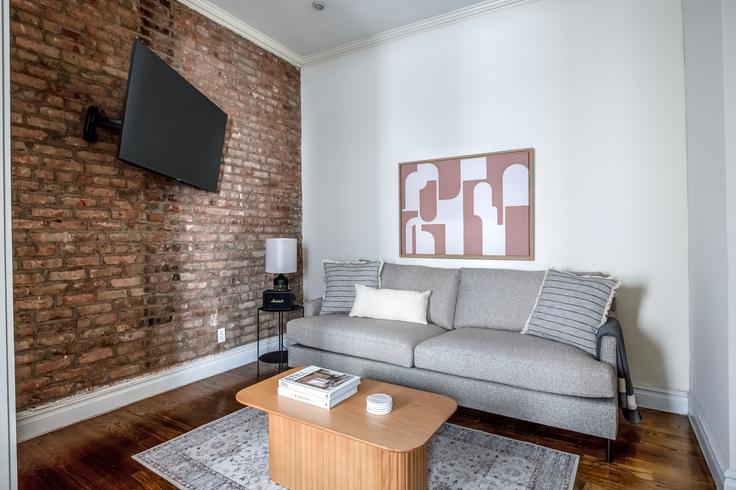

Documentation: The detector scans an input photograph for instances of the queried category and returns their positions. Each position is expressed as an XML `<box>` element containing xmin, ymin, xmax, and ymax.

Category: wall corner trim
<box><xmin>175</xmin><ymin>0</ymin><xmax>304</xmax><ymax>67</ymax></box>
<box><xmin>176</xmin><ymin>0</ymin><xmax>536</xmax><ymax>68</ymax></box>
<box><xmin>15</xmin><ymin>336</ymin><xmax>279</xmax><ymax>442</ymax></box>
<box><xmin>301</xmin><ymin>0</ymin><xmax>535</xmax><ymax>65</ymax></box>
<box><xmin>689</xmin><ymin>395</ymin><xmax>732</xmax><ymax>489</ymax></box>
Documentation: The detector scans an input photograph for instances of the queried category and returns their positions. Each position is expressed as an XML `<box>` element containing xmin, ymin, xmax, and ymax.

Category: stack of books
<box><xmin>278</xmin><ymin>365</ymin><xmax>360</xmax><ymax>409</ymax></box>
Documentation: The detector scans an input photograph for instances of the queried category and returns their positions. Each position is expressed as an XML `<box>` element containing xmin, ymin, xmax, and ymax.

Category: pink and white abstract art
<box><xmin>399</xmin><ymin>149</ymin><xmax>534</xmax><ymax>259</ymax></box>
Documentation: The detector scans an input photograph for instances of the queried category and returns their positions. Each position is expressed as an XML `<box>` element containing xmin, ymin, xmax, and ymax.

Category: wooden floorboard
<box><xmin>17</xmin><ymin>363</ymin><xmax>715</xmax><ymax>489</ymax></box>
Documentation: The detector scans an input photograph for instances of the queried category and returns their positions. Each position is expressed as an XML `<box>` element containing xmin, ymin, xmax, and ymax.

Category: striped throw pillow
<box><xmin>522</xmin><ymin>270</ymin><xmax>621</xmax><ymax>355</ymax></box>
<box><xmin>320</xmin><ymin>260</ymin><xmax>383</xmax><ymax>314</ymax></box>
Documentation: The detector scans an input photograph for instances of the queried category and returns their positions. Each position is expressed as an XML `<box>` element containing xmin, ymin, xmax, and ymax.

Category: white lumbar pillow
<box><xmin>349</xmin><ymin>284</ymin><xmax>430</xmax><ymax>324</ymax></box>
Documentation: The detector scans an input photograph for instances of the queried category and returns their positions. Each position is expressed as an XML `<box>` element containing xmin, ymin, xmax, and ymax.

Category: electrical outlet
<box><xmin>217</xmin><ymin>327</ymin><xmax>225</xmax><ymax>343</ymax></box>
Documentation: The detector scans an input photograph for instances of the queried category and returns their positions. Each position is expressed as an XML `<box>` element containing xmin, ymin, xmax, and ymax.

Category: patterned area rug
<box><xmin>134</xmin><ymin>408</ymin><xmax>578</xmax><ymax>490</ymax></box>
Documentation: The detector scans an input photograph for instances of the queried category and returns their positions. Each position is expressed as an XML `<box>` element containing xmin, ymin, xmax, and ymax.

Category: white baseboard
<box><xmin>16</xmin><ymin>336</ymin><xmax>279</xmax><ymax>442</ymax></box>
<box><xmin>688</xmin><ymin>395</ymin><xmax>736</xmax><ymax>489</ymax></box>
<box><xmin>726</xmin><ymin>470</ymin><xmax>736</xmax><ymax>490</ymax></box>
<box><xmin>633</xmin><ymin>385</ymin><xmax>689</xmax><ymax>415</ymax></box>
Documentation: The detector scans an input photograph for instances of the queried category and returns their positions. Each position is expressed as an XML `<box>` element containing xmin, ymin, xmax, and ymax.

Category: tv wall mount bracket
<box><xmin>82</xmin><ymin>106</ymin><xmax>122</xmax><ymax>143</ymax></box>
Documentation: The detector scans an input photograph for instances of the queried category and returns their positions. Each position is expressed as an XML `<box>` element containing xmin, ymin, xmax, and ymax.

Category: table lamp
<box><xmin>266</xmin><ymin>238</ymin><xmax>297</xmax><ymax>291</ymax></box>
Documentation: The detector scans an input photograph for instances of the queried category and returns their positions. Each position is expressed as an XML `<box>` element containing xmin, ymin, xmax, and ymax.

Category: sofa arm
<box><xmin>599</xmin><ymin>334</ymin><xmax>617</xmax><ymax>372</ymax></box>
<box><xmin>304</xmin><ymin>297</ymin><xmax>322</xmax><ymax>317</ymax></box>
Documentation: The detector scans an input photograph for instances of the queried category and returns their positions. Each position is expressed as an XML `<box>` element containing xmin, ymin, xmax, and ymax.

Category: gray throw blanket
<box><xmin>596</xmin><ymin>319</ymin><xmax>641</xmax><ymax>424</ymax></box>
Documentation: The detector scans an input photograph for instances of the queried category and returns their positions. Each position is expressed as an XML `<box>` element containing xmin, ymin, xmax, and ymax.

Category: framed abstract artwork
<box><xmin>399</xmin><ymin>148</ymin><xmax>534</xmax><ymax>260</ymax></box>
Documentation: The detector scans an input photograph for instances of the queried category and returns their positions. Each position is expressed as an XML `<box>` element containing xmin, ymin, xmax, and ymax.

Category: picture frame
<box><xmin>398</xmin><ymin>148</ymin><xmax>534</xmax><ymax>260</ymax></box>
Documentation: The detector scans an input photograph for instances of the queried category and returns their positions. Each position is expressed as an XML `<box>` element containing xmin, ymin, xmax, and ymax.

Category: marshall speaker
<box><xmin>263</xmin><ymin>290</ymin><xmax>294</xmax><ymax>311</ymax></box>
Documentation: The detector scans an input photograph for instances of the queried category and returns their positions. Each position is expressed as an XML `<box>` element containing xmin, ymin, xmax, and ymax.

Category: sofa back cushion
<box><xmin>454</xmin><ymin>268</ymin><xmax>545</xmax><ymax>331</ymax></box>
<box><xmin>381</xmin><ymin>264</ymin><xmax>459</xmax><ymax>329</ymax></box>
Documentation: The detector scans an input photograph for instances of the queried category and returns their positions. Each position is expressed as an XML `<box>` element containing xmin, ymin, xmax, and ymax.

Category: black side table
<box><xmin>256</xmin><ymin>304</ymin><xmax>303</xmax><ymax>378</ymax></box>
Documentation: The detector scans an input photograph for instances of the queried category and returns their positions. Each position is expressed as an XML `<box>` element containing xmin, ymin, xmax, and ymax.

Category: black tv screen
<box><xmin>118</xmin><ymin>40</ymin><xmax>227</xmax><ymax>192</ymax></box>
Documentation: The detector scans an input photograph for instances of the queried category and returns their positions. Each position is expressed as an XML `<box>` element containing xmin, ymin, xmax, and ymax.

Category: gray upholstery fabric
<box><xmin>598</xmin><ymin>335</ymin><xmax>617</xmax><ymax>371</ymax></box>
<box><xmin>303</xmin><ymin>298</ymin><xmax>322</xmax><ymax>317</ymax></box>
<box><xmin>320</xmin><ymin>261</ymin><xmax>382</xmax><ymax>314</ymax></box>
<box><xmin>454</xmin><ymin>268</ymin><xmax>545</xmax><ymax>331</ymax></box>
<box><xmin>288</xmin><ymin>344</ymin><xmax>618</xmax><ymax>439</ymax></box>
<box><xmin>414</xmin><ymin>328</ymin><xmax>615</xmax><ymax>398</ymax></box>
<box><xmin>286</xmin><ymin>315</ymin><xmax>444</xmax><ymax>368</ymax></box>
<box><xmin>524</xmin><ymin>270</ymin><xmax>620</xmax><ymax>355</ymax></box>
<box><xmin>380</xmin><ymin>264</ymin><xmax>459</xmax><ymax>330</ymax></box>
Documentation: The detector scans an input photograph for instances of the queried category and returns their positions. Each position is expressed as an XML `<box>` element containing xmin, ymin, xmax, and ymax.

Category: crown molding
<box><xmin>178</xmin><ymin>0</ymin><xmax>536</xmax><ymax>69</ymax></box>
<box><xmin>301</xmin><ymin>0</ymin><xmax>535</xmax><ymax>66</ymax></box>
<box><xmin>176</xmin><ymin>0</ymin><xmax>304</xmax><ymax>67</ymax></box>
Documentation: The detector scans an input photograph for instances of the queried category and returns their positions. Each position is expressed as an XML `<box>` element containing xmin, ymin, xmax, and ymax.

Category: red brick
<box><xmin>14</xmin><ymin>272</ymin><xmax>44</xmax><ymax>284</ymax></box>
<box><xmin>48</xmin><ymin>269</ymin><xmax>86</xmax><ymax>281</ymax></box>
<box><xmin>108</xmin><ymin>364</ymin><xmax>142</xmax><ymax>380</ymax></box>
<box><xmin>31</xmin><ymin>384</ymin><xmax>74</xmax><ymax>404</ymax></box>
<box><xmin>61</xmin><ymin>293</ymin><xmax>95</xmax><ymax>305</ymax></box>
<box><xmin>14</xmin><ymin>296</ymin><xmax>54</xmax><ymax>310</ymax></box>
<box><xmin>20</xmin><ymin>258</ymin><xmax>63</xmax><ymax>269</ymax></box>
<box><xmin>11</xmin><ymin>0</ymin><xmax>302</xmax><ymax>411</ymax></box>
<box><xmin>74</xmin><ymin>209</ymin><xmax>109</xmax><ymax>219</ymax></box>
<box><xmin>35</xmin><ymin>308</ymin><xmax>74</xmax><ymax>323</ymax></box>
<box><xmin>35</xmin><ymin>331</ymin><xmax>75</xmax><ymax>347</ymax></box>
<box><xmin>35</xmin><ymin>356</ymin><xmax>73</xmax><ymax>374</ymax></box>
<box><xmin>30</xmin><ymin>208</ymin><xmax>71</xmax><ymax>218</ymax></box>
<box><xmin>89</xmin><ymin>267</ymin><xmax>122</xmax><ymax>278</ymax></box>
<box><xmin>30</xmin><ymin>231</ymin><xmax>71</xmax><ymax>242</ymax></box>
<box><xmin>110</xmin><ymin>277</ymin><xmax>140</xmax><ymax>288</ymax></box>
<box><xmin>103</xmin><ymin>255</ymin><xmax>136</xmax><ymax>265</ymax></box>
<box><xmin>65</xmin><ymin>256</ymin><xmax>101</xmax><ymax>266</ymax></box>
<box><xmin>77</xmin><ymin>303</ymin><xmax>113</xmax><ymax>316</ymax></box>
<box><xmin>78</xmin><ymin>347</ymin><xmax>113</xmax><ymax>364</ymax></box>
<box><xmin>11</xmin><ymin>126</ymin><xmax>48</xmax><ymax>141</ymax></box>
<box><xmin>14</xmin><ymin>36</ymin><xmax>60</xmax><ymax>58</ymax></box>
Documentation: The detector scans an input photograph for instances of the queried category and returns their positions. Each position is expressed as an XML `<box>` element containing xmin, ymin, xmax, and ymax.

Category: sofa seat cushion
<box><xmin>414</xmin><ymin>328</ymin><xmax>615</xmax><ymax>398</ymax></box>
<box><xmin>287</xmin><ymin>315</ymin><xmax>446</xmax><ymax>368</ymax></box>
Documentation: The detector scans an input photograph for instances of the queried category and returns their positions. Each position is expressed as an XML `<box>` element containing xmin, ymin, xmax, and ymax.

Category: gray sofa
<box><xmin>287</xmin><ymin>263</ymin><xmax>618</xmax><ymax>450</ymax></box>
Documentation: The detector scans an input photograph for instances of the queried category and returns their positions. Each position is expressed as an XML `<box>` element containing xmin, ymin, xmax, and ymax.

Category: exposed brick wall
<box><xmin>10</xmin><ymin>0</ymin><xmax>302</xmax><ymax>410</ymax></box>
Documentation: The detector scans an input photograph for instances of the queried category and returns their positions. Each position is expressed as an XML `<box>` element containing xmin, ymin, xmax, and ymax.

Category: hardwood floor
<box><xmin>17</xmin><ymin>363</ymin><xmax>714</xmax><ymax>489</ymax></box>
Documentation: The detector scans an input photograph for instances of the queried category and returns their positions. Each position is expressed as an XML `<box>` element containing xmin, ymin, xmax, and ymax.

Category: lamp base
<box><xmin>273</xmin><ymin>274</ymin><xmax>289</xmax><ymax>291</ymax></box>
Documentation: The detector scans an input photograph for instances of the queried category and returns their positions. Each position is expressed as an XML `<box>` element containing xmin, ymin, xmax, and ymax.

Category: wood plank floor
<box><xmin>17</xmin><ymin>362</ymin><xmax>715</xmax><ymax>489</ymax></box>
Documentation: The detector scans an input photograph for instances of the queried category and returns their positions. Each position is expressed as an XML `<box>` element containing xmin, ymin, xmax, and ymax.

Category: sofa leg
<box><xmin>606</xmin><ymin>439</ymin><xmax>614</xmax><ymax>463</ymax></box>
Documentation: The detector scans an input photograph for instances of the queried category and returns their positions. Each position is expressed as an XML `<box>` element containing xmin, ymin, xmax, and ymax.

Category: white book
<box><xmin>278</xmin><ymin>385</ymin><xmax>358</xmax><ymax>409</ymax></box>
<box><xmin>279</xmin><ymin>377</ymin><xmax>360</xmax><ymax>400</ymax></box>
<box><xmin>279</xmin><ymin>366</ymin><xmax>360</xmax><ymax>398</ymax></box>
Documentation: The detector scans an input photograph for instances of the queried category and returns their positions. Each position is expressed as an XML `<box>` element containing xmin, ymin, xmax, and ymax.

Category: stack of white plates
<box><xmin>366</xmin><ymin>393</ymin><xmax>393</xmax><ymax>415</ymax></box>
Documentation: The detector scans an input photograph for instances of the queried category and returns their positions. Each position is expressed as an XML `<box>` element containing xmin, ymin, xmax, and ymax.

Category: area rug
<box><xmin>133</xmin><ymin>408</ymin><xmax>578</xmax><ymax>490</ymax></box>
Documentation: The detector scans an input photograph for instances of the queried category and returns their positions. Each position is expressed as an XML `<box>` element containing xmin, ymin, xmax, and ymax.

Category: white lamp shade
<box><xmin>265</xmin><ymin>238</ymin><xmax>297</xmax><ymax>274</ymax></box>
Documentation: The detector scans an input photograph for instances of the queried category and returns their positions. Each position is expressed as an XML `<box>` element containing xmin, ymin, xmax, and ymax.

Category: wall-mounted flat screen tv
<box><xmin>117</xmin><ymin>40</ymin><xmax>227</xmax><ymax>192</ymax></box>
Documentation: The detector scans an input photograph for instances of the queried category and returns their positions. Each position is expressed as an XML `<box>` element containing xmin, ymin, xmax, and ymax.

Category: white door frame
<box><xmin>1</xmin><ymin>0</ymin><xmax>18</xmax><ymax>486</ymax></box>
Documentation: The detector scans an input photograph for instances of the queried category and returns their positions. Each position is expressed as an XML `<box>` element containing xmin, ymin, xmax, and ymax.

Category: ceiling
<box><xmin>207</xmin><ymin>0</ymin><xmax>493</xmax><ymax>58</ymax></box>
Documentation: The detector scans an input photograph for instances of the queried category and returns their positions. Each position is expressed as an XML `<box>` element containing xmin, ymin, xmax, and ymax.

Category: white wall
<box><xmin>723</xmin><ymin>0</ymin><xmax>736</xmax><ymax>474</ymax></box>
<box><xmin>302</xmin><ymin>0</ymin><xmax>690</xmax><ymax>394</ymax></box>
<box><xmin>683</xmin><ymin>0</ymin><xmax>736</xmax><ymax>486</ymax></box>
<box><xmin>683</xmin><ymin>0</ymin><xmax>731</xmax><ymax>474</ymax></box>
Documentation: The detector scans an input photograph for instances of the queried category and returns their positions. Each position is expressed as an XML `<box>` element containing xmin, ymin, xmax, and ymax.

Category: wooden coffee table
<box><xmin>235</xmin><ymin>368</ymin><xmax>457</xmax><ymax>490</ymax></box>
